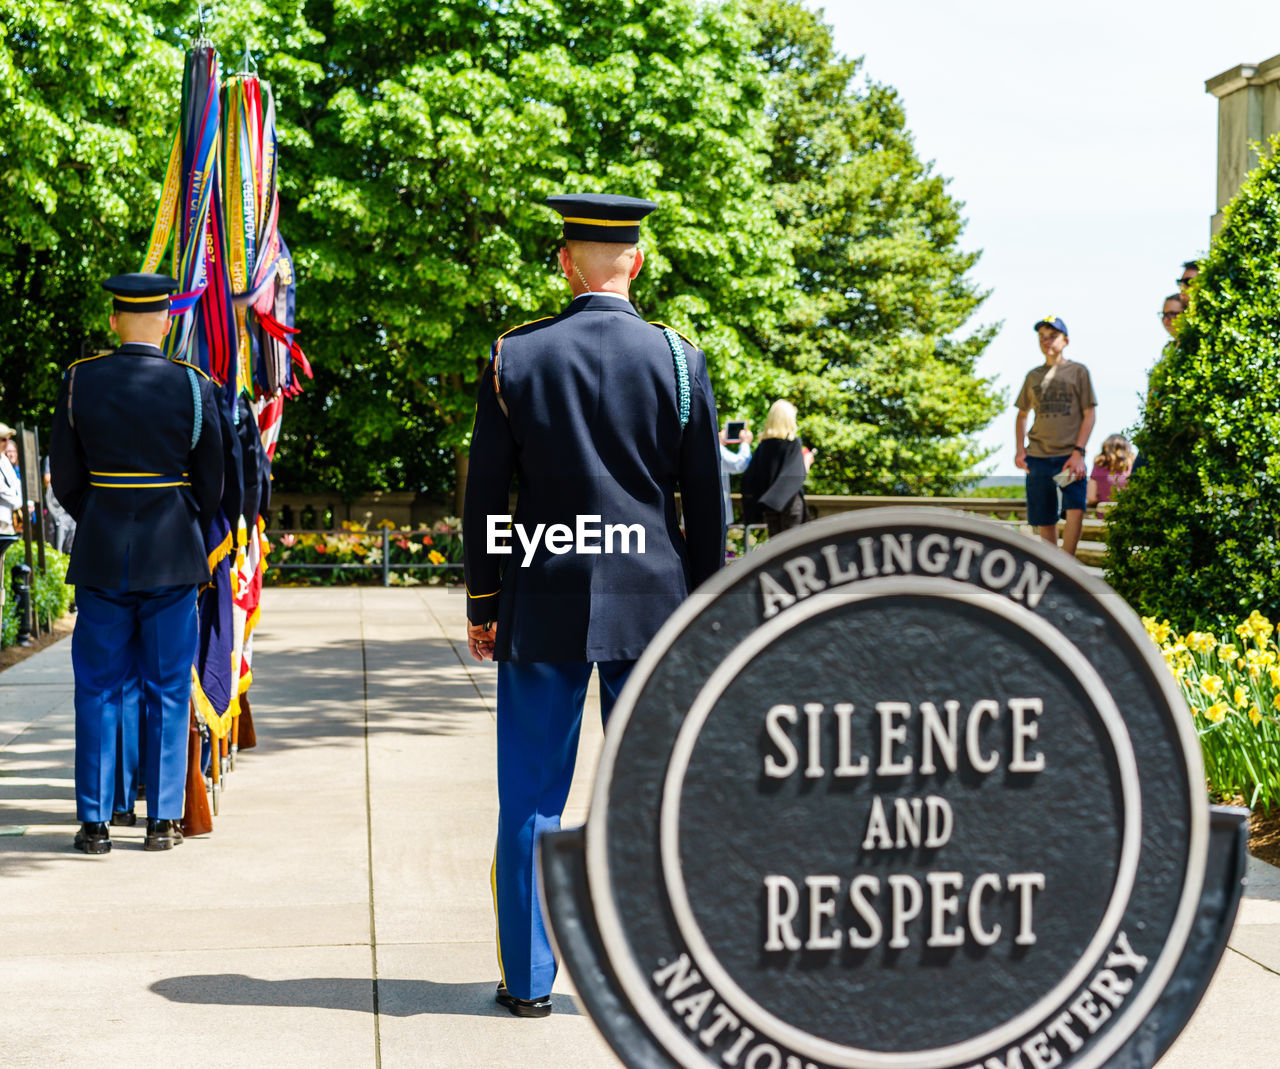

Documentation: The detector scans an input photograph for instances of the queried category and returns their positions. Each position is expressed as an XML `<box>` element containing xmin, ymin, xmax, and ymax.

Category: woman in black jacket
<box><xmin>741</xmin><ymin>399</ymin><xmax>812</xmax><ymax>536</ymax></box>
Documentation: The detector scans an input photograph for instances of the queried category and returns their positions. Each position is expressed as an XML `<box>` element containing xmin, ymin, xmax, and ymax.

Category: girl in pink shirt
<box><xmin>1088</xmin><ymin>434</ymin><xmax>1135</xmax><ymax>511</ymax></box>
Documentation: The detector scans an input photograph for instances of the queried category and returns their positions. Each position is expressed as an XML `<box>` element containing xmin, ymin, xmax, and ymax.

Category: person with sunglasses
<box><xmin>1177</xmin><ymin>260</ymin><xmax>1199</xmax><ymax>292</ymax></box>
<box><xmin>1159</xmin><ymin>293</ymin><xmax>1187</xmax><ymax>337</ymax></box>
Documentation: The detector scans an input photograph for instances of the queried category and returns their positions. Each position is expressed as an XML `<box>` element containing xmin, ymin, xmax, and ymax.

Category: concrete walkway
<box><xmin>0</xmin><ymin>587</ymin><xmax>1277</xmax><ymax>1068</ymax></box>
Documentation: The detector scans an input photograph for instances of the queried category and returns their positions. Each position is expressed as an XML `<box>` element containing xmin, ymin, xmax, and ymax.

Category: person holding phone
<box><xmin>719</xmin><ymin>420</ymin><xmax>753</xmax><ymax>526</ymax></box>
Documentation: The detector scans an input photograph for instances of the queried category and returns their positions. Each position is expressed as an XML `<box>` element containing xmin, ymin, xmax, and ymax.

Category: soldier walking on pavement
<box><xmin>463</xmin><ymin>193</ymin><xmax>725</xmax><ymax>1017</ymax></box>
<box><xmin>50</xmin><ymin>273</ymin><xmax>224</xmax><ymax>854</ymax></box>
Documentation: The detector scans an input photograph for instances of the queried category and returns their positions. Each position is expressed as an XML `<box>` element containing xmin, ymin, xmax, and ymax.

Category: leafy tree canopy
<box><xmin>0</xmin><ymin>0</ymin><xmax>999</xmax><ymax>506</ymax></box>
<box><xmin>1106</xmin><ymin>135</ymin><xmax>1280</xmax><ymax>626</ymax></box>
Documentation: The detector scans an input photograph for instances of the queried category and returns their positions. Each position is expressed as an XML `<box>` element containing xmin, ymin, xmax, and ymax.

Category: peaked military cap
<box><xmin>101</xmin><ymin>273</ymin><xmax>179</xmax><ymax>314</ymax></box>
<box><xmin>546</xmin><ymin>193</ymin><xmax>658</xmax><ymax>244</ymax></box>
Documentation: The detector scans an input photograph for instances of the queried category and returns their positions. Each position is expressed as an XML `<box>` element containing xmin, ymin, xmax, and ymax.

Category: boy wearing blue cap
<box><xmin>1014</xmin><ymin>316</ymin><xmax>1096</xmax><ymax>555</ymax></box>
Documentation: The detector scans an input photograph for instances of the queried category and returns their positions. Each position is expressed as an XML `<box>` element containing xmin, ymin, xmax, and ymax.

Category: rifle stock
<box><xmin>181</xmin><ymin>705</ymin><xmax>213</xmax><ymax>837</ymax></box>
<box><xmin>238</xmin><ymin>692</ymin><xmax>257</xmax><ymax>750</ymax></box>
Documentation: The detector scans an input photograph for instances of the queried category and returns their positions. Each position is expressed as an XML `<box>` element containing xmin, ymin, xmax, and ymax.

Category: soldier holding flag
<box><xmin>51</xmin><ymin>273</ymin><xmax>224</xmax><ymax>854</ymax></box>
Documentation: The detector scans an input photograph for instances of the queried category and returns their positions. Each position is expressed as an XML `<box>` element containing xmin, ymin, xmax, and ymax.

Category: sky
<box><xmin>819</xmin><ymin>0</ymin><xmax>1280</xmax><ymax>476</ymax></box>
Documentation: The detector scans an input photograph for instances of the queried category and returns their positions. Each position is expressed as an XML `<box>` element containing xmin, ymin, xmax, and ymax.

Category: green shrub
<box><xmin>963</xmin><ymin>485</ymin><xmax>1026</xmax><ymax>499</ymax></box>
<box><xmin>1</xmin><ymin>541</ymin><xmax>73</xmax><ymax>647</ymax></box>
<box><xmin>1106</xmin><ymin>135</ymin><xmax>1280</xmax><ymax>628</ymax></box>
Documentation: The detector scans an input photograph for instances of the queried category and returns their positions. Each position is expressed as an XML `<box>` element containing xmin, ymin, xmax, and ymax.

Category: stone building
<box><xmin>1207</xmin><ymin>53</ymin><xmax>1280</xmax><ymax>233</ymax></box>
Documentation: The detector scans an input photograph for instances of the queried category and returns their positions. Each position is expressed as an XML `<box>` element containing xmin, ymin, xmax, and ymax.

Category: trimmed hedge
<box><xmin>1106</xmin><ymin>135</ymin><xmax>1280</xmax><ymax>627</ymax></box>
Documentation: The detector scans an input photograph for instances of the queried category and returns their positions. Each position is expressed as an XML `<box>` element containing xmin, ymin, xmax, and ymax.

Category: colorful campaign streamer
<box><xmin>140</xmin><ymin>45</ymin><xmax>235</xmax><ymax>373</ymax></box>
<box><xmin>138</xmin><ymin>40</ymin><xmax>313</xmax><ymax>833</ymax></box>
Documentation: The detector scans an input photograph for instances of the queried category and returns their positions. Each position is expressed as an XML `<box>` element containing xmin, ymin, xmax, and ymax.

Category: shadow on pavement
<box><xmin>149</xmin><ymin>973</ymin><xmax>581</xmax><ymax>1017</ymax></box>
<box><xmin>0</xmin><ymin>618</ymin><xmax>494</xmax><ymax>875</ymax></box>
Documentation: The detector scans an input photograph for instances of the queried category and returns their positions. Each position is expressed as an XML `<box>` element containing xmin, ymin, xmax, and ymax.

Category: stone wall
<box><xmin>266</xmin><ymin>491</ymin><xmax>455</xmax><ymax>531</ymax></box>
<box><xmin>1207</xmin><ymin>54</ymin><xmax>1280</xmax><ymax>234</ymax></box>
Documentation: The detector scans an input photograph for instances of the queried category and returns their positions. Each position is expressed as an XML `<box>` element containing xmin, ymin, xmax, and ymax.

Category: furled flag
<box><xmin>141</xmin><ymin>43</ymin><xmax>237</xmax><ymax>377</ymax></box>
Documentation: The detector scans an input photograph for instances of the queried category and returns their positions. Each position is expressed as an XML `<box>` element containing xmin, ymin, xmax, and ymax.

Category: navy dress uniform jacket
<box><xmin>463</xmin><ymin>294</ymin><xmax>724</xmax><ymax>663</ymax></box>
<box><xmin>50</xmin><ymin>342</ymin><xmax>224</xmax><ymax>590</ymax></box>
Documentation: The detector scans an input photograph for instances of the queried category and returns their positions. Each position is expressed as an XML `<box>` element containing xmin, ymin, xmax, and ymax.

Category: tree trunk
<box><xmin>454</xmin><ymin>447</ymin><xmax>468</xmax><ymax>517</ymax></box>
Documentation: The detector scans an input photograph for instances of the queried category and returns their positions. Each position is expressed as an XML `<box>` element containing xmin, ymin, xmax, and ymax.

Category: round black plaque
<box><xmin>584</xmin><ymin>510</ymin><xmax>1205</xmax><ymax>1069</ymax></box>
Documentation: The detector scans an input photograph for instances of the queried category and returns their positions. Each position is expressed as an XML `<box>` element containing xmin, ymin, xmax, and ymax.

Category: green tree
<box><xmin>273</xmin><ymin>0</ymin><xmax>796</xmax><ymax>509</ymax></box>
<box><xmin>0</xmin><ymin>0</ymin><xmax>315</xmax><ymax>425</ymax></box>
<box><xmin>1106</xmin><ymin>136</ymin><xmax>1280</xmax><ymax>625</ymax></box>
<box><xmin>0</xmin><ymin>2</ymin><xmax>181</xmax><ymax>421</ymax></box>
<box><xmin>2</xmin><ymin>1</ymin><xmax>1001</xmax><ymax>508</ymax></box>
<box><xmin>741</xmin><ymin>0</ymin><xmax>1002</xmax><ymax>495</ymax></box>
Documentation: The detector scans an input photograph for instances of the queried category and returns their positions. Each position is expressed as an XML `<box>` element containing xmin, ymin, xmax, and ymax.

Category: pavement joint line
<box><xmin>0</xmin><ymin>681</ymin><xmax>75</xmax><ymax>686</ymax></box>
<box><xmin>0</xmin><ymin>940</ymin><xmax>382</xmax><ymax>960</ymax></box>
<box><xmin>361</xmin><ymin>594</ymin><xmax>384</xmax><ymax>1069</ymax></box>
<box><xmin>1225</xmin><ymin>944</ymin><xmax>1280</xmax><ymax>977</ymax></box>
<box><xmin>418</xmin><ymin>587</ymin><xmax>495</xmax><ymax>717</ymax></box>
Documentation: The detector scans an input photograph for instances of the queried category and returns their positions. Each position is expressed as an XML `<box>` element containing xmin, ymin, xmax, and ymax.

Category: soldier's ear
<box><xmin>109</xmin><ymin>313</ymin><xmax>119</xmax><ymax>336</ymax></box>
<box><xmin>161</xmin><ymin>314</ymin><xmax>172</xmax><ymax>338</ymax></box>
<box><xmin>630</xmin><ymin>247</ymin><xmax>644</xmax><ymax>280</ymax></box>
<box><xmin>558</xmin><ymin>247</ymin><xmax>574</xmax><ymax>279</ymax></box>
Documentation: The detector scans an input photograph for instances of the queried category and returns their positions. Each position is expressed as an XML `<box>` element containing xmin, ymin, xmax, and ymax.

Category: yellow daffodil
<box><xmin>428</xmin><ymin>550</ymin><xmax>446</xmax><ymax>565</ymax></box>
<box><xmin>1246</xmin><ymin>610</ymin><xmax>1274</xmax><ymax>642</ymax></box>
<box><xmin>1217</xmin><ymin>644</ymin><xmax>1238</xmax><ymax>664</ymax></box>
<box><xmin>1250</xmin><ymin>705</ymin><xmax>1263</xmax><ymax>726</ymax></box>
<box><xmin>1270</xmin><ymin>667</ymin><xmax>1280</xmax><ymax>689</ymax></box>
<box><xmin>1186</xmin><ymin>632</ymin><xmax>1216</xmax><ymax>654</ymax></box>
<box><xmin>1205</xmin><ymin>702</ymin><xmax>1230</xmax><ymax>724</ymax></box>
<box><xmin>1200</xmin><ymin>675</ymin><xmax>1224</xmax><ymax>698</ymax></box>
<box><xmin>1234</xmin><ymin>685</ymin><xmax>1249</xmax><ymax>706</ymax></box>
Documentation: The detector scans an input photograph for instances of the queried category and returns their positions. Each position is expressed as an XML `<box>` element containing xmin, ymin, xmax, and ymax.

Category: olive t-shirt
<box><xmin>1015</xmin><ymin>360</ymin><xmax>1097</xmax><ymax>458</ymax></box>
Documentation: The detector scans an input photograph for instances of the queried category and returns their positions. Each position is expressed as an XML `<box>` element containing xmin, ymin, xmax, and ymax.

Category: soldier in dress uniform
<box><xmin>463</xmin><ymin>193</ymin><xmax>724</xmax><ymax>1016</ymax></box>
<box><xmin>50</xmin><ymin>273</ymin><xmax>223</xmax><ymax>854</ymax></box>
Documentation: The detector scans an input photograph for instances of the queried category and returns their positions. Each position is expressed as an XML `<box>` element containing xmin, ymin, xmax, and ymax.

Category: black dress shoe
<box><xmin>144</xmin><ymin>819</ymin><xmax>184</xmax><ymax>851</ymax></box>
<box><xmin>73</xmin><ymin>822</ymin><xmax>111</xmax><ymax>855</ymax></box>
<box><xmin>495</xmin><ymin>982</ymin><xmax>551</xmax><ymax>1018</ymax></box>
<box><xmin>109</xmin><ymin>810</ymin><xmax>137</xmax><ymax>827</ymax></box>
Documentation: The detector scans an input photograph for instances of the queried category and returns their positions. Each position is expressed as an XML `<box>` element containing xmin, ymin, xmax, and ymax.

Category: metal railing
<box><xmin>263</xmin><ymin>527</ymin><xmax>462</xmax><ymax>587</ymax></box>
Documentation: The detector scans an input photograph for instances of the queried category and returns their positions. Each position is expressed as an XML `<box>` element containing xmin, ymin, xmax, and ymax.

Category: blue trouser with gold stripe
<box><xmin>73</xmin><ymin>585</ymin><xmax>197</xmax><ymax>822</ymax></box>
<box><xmin>493</xmin><ymin>660</ymin><xmax>633</xmax><ymax>1000</ymax></box>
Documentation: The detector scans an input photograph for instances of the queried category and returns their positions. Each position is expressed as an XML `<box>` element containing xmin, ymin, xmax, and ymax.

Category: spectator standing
<box><xmin>1160</xmin><ymin>293</ymin><xmax>1187</xmax><ymax>338</ymax></box>
<box><xmin>1178</xmin><ymin>259</ymin><xmax>1199</xmax><ymax>295</ymax></box>
<box><xmin>42</xmin><ymin>455</ymin><xmax>76</xmax><ymax>555</ymax></box>
<box><xmin>741</xmin><ymin>399</ymin><xmax>812</xmax><ymax>536</ymax></box>
<box><xmin>719</xmin><ymin>423</ymin><xmax>753</xmax><ymax>527</ymax></box>
<box><xmin>1087</xmin><ymin>434</ymin><xmax>1136</xmax><ymax>513</ymax></box>
<box><xmin>1014</xmin><ymin>316</ymin><xmax>1097</xmax><ymax>556</ymax></box>
<box><xmin>0</xmin><ymin>423</ymin><xmax>20</xmax><ymax>627</ymax></box>
<box><xmin>2</xmin><ymin>436</ymin><xmax>27</xmax><ymax>530</ymax></box>
<box><xmin>0</xmin><ymin>423</ymin><xmax>19</xmax><ymax>536</ymax></box>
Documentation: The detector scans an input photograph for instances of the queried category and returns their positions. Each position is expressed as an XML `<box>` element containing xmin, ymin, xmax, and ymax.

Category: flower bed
<box><xmin>1144</xmin><ymin>611</ymin><xmax>1280</xmax><ymax>810</ymax></box>
<box><xmin>264</xmin><ymin>519</ymin><xmax>463</xmax><ymax>586</ymax></box>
